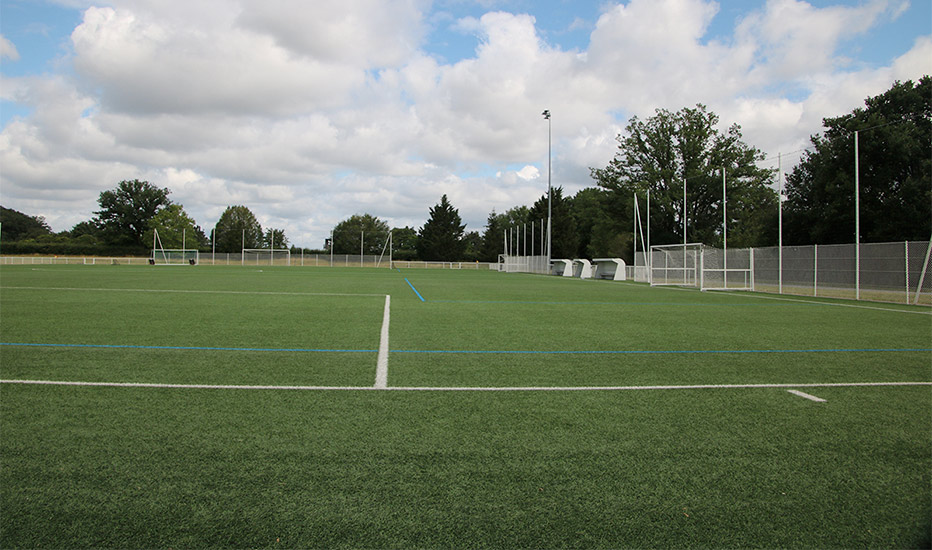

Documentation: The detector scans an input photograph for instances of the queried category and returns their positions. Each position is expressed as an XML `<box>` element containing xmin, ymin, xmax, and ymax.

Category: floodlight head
<box><xmin>542</xmin><ymin>109</ymin><xmax>550</xmax><ymax>119</ymax></box>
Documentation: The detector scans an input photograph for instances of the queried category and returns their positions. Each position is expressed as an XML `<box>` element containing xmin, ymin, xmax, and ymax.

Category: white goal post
<box><xmin>650</xmin><ymin>243</ymin><xmax>701</xmax><ymax>287</ymax></box>
<box><xmin>650</xmin><ymin>243</ymin><xmax>753</xmax><ymax>290</ymax></box>
<box><xmin>243</xmin><ymin>248</ymin><xmax>291</xmax><ymax>266</ymax></box>
<box><xmin>151</xmin><ymin>228</ymin><xmax>198</xmax><ymax>265</ymax></box>
<box><xmin>699</xmin><ymin>247</ymin><xmax>753</xmax><ymax>291</ymax></box>
<box><xmin>151</xmin><ymin>249</ymin><xmax>199</xmax><ymax>265</ymax></box>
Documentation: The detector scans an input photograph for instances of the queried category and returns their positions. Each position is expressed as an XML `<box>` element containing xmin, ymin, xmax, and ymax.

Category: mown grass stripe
<box><xmin>0</xmin><ymin>286</ymin><xmax>385</xmax><ymax>297</ymax></box>
<box><xmin>390</xmin><ymin>347</ymin><xmax>932</xmax><ymax>355</ymax></box>
<box><xmin>0</xmin><ymin>342</ymin><xmax>376</xmax><ymax>353</ymax></box>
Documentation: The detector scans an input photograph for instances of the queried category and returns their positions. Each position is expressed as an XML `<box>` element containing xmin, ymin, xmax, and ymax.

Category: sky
<box><xmin>1</xmin><ymin>0</ymin><xmax>930</xmax><ymax>248</ymax></box>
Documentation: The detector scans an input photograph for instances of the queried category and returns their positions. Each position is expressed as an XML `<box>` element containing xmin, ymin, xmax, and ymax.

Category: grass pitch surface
<box><xmin>1</xmin><ymin>264</ymin><xmax>930</xmax><ymax>548</ymax></box>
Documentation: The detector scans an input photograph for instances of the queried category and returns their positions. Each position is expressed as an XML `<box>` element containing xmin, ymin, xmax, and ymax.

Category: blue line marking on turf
<box><xmin>6</xmin><ymin>342</ymin><xmax>928</xmax><ymax>356</ymax></box>
<box><xmin>0</xmin><ymin>342</ymin><xmax>377</xmax><ymax>353</ymax></box>
<box><xmin>389</xmin><ymin>348</ymin><xmax>932</xmax><ymax>355</ymax></box>
<box><xmin>404</xmin><ymin>278</ymin><xmax>426</xmax><ymax>302</ymax></box>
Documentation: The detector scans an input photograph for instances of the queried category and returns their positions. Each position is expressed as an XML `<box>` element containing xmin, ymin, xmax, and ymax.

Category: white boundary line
<box><xmin>787</xmin><ymin>389</ymin><xmax>827</xmax><ymax>402</ymax></box>
<box><xmin>716</xmin><ymin>289</ymin><xmax>932</xmax><ymax>316</ymax></box>
<box><xmin>2</xmin><ymin>380</ymin><xmax>929</xmax><ymax>392</ymax></box>
<box><xmin>374</xmin><ymin>295</ymin><xmax>390</xmax><ymax>388</ymax></box>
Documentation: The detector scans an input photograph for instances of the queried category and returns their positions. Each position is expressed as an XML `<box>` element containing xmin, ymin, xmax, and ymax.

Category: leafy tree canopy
<box><xmin>332</xmin><ymin>214</ymin><xmax>389</xmax><ymax>254</ymax></box>
<box><xmin>591</xmin><ymin>104</ymin><xmax>777</xmax><ymax>250</ymax></box>
<box><xmin>391</xmin><ymin>226</ymin><xmax>419</xmax><ymax>260</ymax></box>
<box><xmin>145</xmin><ymin>204</ymin><xmax>206</xmax><ymax>250</ymax></box>
<box><xmin>262</xmin><ymin>228</ymin><xmax>288</xmax><ymax>249</ymax></box>
<box><xmin>94</xmin><ymin>180</ymin><xmax>172</xmax><ymax>248</ymax></box>
<box><xmin>0</xmin><ymin>206</ymin><xmax>52</xmax><ymax>241</ymax></box>
<box><xmin>417</xmin><ymin>195</ymin><xmax>466</xmax><ymax>261</ymax></box>
<box><xmin>213</xmin><ymin>205</ymin><xmax>262</xmax><ymax>253</ymax></box>
<box><xmin>784</xmin><ymin>76</ymin><xmax>931</xmax><ymax>244</ymax></box>
<box><xmin>528</xmin><ymin>186</ymin><xmax>578</xmax><ymax>259</ymax></box>
<box><xmin>479</xmin><ymin>210</ymin><xmax>506</xmax><ymax>262</ymax></box>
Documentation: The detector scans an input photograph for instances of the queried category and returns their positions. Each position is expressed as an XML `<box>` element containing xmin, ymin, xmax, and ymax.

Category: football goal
<box><xmin>699</xmin><ymin>247</ymin><xmax>753</xmax><ymax>291</ymax></box>
<box><xmin>151</xmin><ymin>228</ymin><xmax>198</xmax><ymax>265</ymax></box>
<box><xmin>151</xmin><ymin>249</ymin><xmax>199</xmax><ymax>265</ymax></box>
<box><xmin>650</xmin><ymin>243</ymin><xmax>701</xmax><ymax>287</ymax></box>
<box><xmin>243</xmin><ymin>248</ymin><xmax>291</xmax><ymax>266</ymax></box>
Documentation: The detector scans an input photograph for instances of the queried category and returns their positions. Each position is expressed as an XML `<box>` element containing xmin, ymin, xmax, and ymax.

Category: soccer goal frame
<box><xmin>243</xmin><ymin>248</ymin><xmax>291</xmax><ymax>266</ymax></box>
<box><xmin>151</xmin><ymin>249</ymin><xmax>199</xmax><ymax>265</ymax></box>
<box><xmin>650</xmin><ymin>243</ymin><xmax>702</xmax><ymax>287</ymax></box>
<box><xmin>151</xmin><ymin>228</ymin><xmax>198</xmax><ymax>265</ymax></box>
<box><xmin>699</xmin><ymin>247</ymin><xmax>754</xmax><ymax>291</ymax></box>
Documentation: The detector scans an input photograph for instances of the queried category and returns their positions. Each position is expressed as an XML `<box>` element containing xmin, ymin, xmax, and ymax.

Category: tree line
<box><xmin>2</xmin><ymin>77</ymin><xmax>928</xmax><ymax>261</ymax></box>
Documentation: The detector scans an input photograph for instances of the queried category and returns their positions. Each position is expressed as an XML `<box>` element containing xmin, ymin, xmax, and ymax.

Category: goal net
<box><xmin>151</xmin><ymin>229</ymin><xmax>198</xmax><ymax>265</ymax></box>
<box><xmin>650</xmin><ymin>243</ymin><xmax>702</xmax><ymax>287</ymax></box>
<box><xmin>243</xmin><ymin>248</ymin><xmax>291</xmax><ymax>266</ymax></box>
<box><xmin>151</xmin><ymin>249</ymin><xmax>199</xmax><ymax>265</ymax></box>
<box><xmin>700</xmin><ymin>247</ymin><xmax>753</xmax><ymax>291</ymax></box>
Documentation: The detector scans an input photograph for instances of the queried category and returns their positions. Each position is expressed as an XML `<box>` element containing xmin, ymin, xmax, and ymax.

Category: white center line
<box><xmin>787</xmin><ymin>389</ymin><xmax>827</xmax><ymax>402</ymax></box>
<box><xmin>374</xmin><ymin>294</ymin><xmax>390</xmax><ymax>388</ymax></box>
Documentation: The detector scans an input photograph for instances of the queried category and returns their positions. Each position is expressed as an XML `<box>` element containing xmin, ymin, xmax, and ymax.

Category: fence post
<box><xmin>814</xmin><ymin>244</ymin><xmax>818</xmax><ymax>297</ymax></box>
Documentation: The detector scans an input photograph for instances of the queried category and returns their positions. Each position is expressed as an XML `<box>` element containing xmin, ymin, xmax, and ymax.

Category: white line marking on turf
<box><xmin>0</xmin><ymin>286</ymin><xmax>385</xmax><ymax>297</ymax></box>
<box><xmin>374</xmin><ymin>294</ymin><xmax>390</xmax><ymax>388</ymax></box>
<box><xmin>718</xmin><ymin>290</ymin><xmax>932</xmax><ymax>316</ymax></box>
<box><xmin>787</xmin><ymin>389</ymin><xmax>827</xmax><ymax>402</ymax></box>
<box><xmin>2</xmin><ymin>380</ymin><xmax>929</xmax><ymax>392</ymax></box>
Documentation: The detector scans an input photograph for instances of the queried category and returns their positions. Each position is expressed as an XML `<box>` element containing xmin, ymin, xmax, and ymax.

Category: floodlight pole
<box><xmin>778</xmin><ymin>153</ymin><xmax>783</xmax><ymax>294</ymax></box>
<box><xmin>542</xmin><ymin>110</ymin><xmax>552</xmax><ymax>267</ymax></box>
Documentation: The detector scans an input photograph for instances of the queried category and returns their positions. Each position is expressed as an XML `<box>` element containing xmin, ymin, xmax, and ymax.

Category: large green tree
<box><xmin>144</xmin><ymin>204</ymin><xmax>207</xmax><ymax>250</ymax></box>
<box><xmin>417</xmin><ymin>195</ymin><xmax>466</xmax><ymax>261</ymax></box>
<box><xmin>212</xmin><ymin>205</ymin><xmax>262</xmax><ymax>253</ymax></box>
<box><xmin>570</xmin><ymin>187</ymin><xmax>629</xmax><ymax>259</ymax></box>
<box><xmin>0</xmin><ymin>206</ymin><xmax>52</xmax><ymax>241</ymax></box>
<box><xmin>591</xmin><ymin>104</ymin><xmax>777</xmax><ymax>250</ymax></box>
<box><xmin>784</xmin><ymin>77</ymin><xmax>931</xmax><ymax>245</ymax></box>
<box><xmin>528</xmin><ymin>186</ymin><xmax>578</xmax><ymax>259</ymax></box>
<box><xmin>391</xmin><ymin>226</ymin><xmax>419</xmax><ymax>260</ymax></box>
<box><xmin>332</xmin><ymin>214</ymin><xmax>389</xmax><ymax>254</ymax></box>
<box><xmin>479</xmin><ymin>210</ymin><xmax>506</xmax><ymax>261</ymax></box>
<box><xmin>262</xmin><ymin>228</ymin><xmax>289</xmax><ymax>249</ymax></box>
<box><xmin>94</xmin><ymin>180</ymin><xmax>172</xmax><ymax>247</ymax></box>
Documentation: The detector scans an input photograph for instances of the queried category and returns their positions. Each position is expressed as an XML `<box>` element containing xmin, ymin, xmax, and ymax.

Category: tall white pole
<box><xmin>855</xmin><ymin>130</ymin><xmax>860</xmax><ymax>300</ymax></box>
<box><xmin>633</xmin><ymin>192</ymin><xmax>637</xmax><ymax>265</ymax></box>
<box><xmin>683</xmin><ymin>178</ymin><xmax>687</xmax><ymax>283</ymax></box>
<box><xmin>271</xmin><ymin>230</ymin><xmax>274</xmax><ymax>266</ymax></box>
<box><xmin>778</xmin><ymin>153</ymin><xmax>783</xmax><ymax>294</ymax></box>
<box><xmin>543</xmin><ymin>110</ymin><xmax>552</xmax><ymax>266</ymax></box>
<box><xmin>211</xmin><ymin>228</ymin><xmax>215</xmax><ymax>265</ymax></box>
<box><xmin>723</xmin><ymin>168</ymin><xmax>727</xmax><ymax>289</ymax></box>
<box><xmin>647</xmin><ymin>188</ymin><xmax>650</xmax><ymax>279</ymax></box>
<box><xmin>241</xmin><ymin>228</ymin><xmax>245</xmax><ymax>266</ymax></box>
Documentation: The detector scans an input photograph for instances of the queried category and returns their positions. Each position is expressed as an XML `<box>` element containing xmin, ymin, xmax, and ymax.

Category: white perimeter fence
<box><xmin>632</xmin><ymin>240</ymin><xmax>931</xmax><ymax>305</ymax></box>
<box><xmin>4</xmin><ymin>240</ymin><xmax>930</xmax><ymax>304</ymax></box>
<box><xmin>0</xmin><ymin>253</ymin><xmax>496</xmax><ymax>270</ymax></box>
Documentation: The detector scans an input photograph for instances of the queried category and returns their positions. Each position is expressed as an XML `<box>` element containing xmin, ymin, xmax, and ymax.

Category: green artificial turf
<box><xmin>1</xmin><ymin>264</ymin><xmax>930</xmax><ymax>548</ymax></box>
